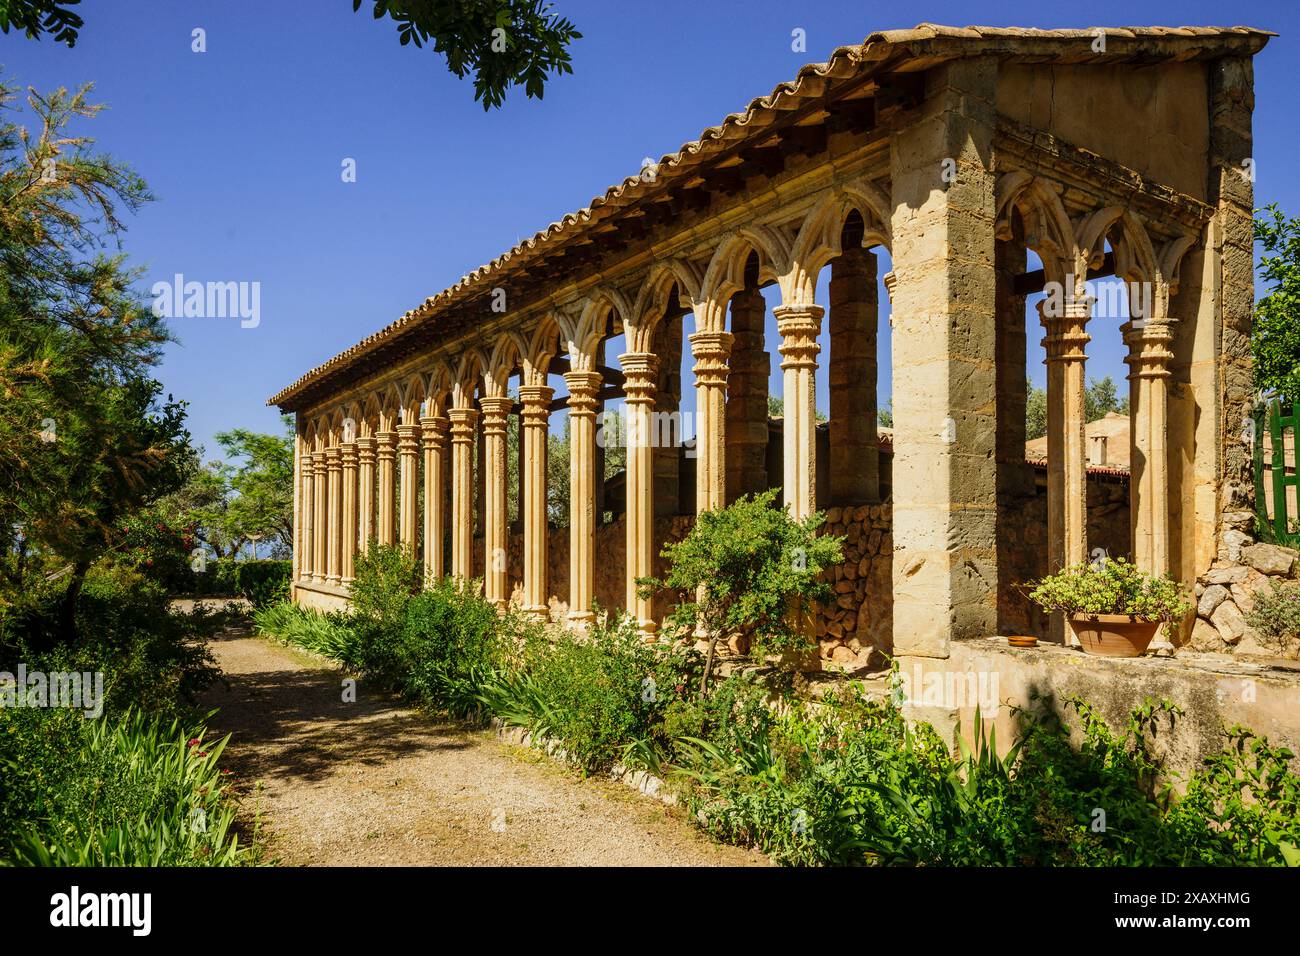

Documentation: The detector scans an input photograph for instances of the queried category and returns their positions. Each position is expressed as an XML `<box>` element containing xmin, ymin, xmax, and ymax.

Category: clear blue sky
<box><xmin>2</xmin><ymin>1</ymin><xmax>1295</xmax><ymax>457</ymax></box>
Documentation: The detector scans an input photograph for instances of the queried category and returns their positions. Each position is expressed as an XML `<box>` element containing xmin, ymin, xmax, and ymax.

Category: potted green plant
<box><xmin>1027</xmin><ymin>557</ymin><xmax>1191</xmax><ymax>657</ymax></box>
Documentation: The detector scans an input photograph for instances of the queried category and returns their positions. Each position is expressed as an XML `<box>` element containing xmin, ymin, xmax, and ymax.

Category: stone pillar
<box><xmin>312</xmin><ymin>450</ymin><xmax>328</xmax><ymax>583</ymax></box>
<box><xmin>518</xmin><ymin>384</ymin><xmax>553</xmax><ymax>618</ymax></box>
<box><xmin>420</xmin><ymin>415</ymin><xmax>449</xmax><ymax>581</ymax></box>
<box><xmin>1040</xmin><ymin>296</ymin><xmax>1092</xmax><ymax>576</ymax></box>
<box><xmin>300</xmin><ymin>450</ymin><xmax>315</xmax><ymax>583</ymax></box>
<box><xmin>375</xmin><ymin>429</ymin><xmax>397</xmax><ymax>546</ymax></box>
<box><xmin>396</xmin><ymin>423</ymin><xmax>421</xmax><ymax>553</ymax></box>
<box><xmin>325</xmin><ymin>446</ymin><xmax>342</xmax><ymax>586</ymax></box>
<box><xmin>689</xmin><ymin>330</ymin><xmax>732</xmax><ymax>515</ymax></box>
<box><xmin>725</xmin><ymin>287</ymin><xmax>769</xmax><ymax>503</ymax></box>
<box><xmin>565</xmin><ymin>370</ymin><xmax>602</xmax><ymax>626</ymax></box>
<box><xmin>479</xmin><ymin>395</ymin><xmax>513</xmax><ymax>609</ymax></box>
<box><xmin>340</xmin><ymin>443</ymin><xmax>358</xmax><ymax>584</ymax></box>
<box><xmin>829</xmin><ymin>247</ymin><xmax>879</xmax><ymax>504</ymax></box>
<box><xmin>774</xmin><ymin>303</ymin><xmax>824</xmax><ymax>522</ymax></box>
<box><xmin>1125</xmin><ymin>320</ymin><xmax>1174</xmax><ymax>574</ymax></box>
<box><xmin>621</xmin><ymin>353</ymin><xmax>658</xmax><ymax>634</ymax></box>
<box><xmin>356</xmin><ymin>436</ymin><xmax>376</xmax><ymax>554</ymax></box>
<box><xmin>653</xmin><ymin>313</ymin><xmax>683</xmax><ymax>516</ymax></box>
<box><xmin>888</xmin><ymin>57</ymin><xmax>999</xmax><ymax>659</ymax></box>
<box><xmin>449</xmin><ymin>407</ymin><xmax>478</xmax><ymax>579</ymax></box>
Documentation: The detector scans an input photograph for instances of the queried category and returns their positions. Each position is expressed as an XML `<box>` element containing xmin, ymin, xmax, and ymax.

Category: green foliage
<box><xmin>349</xmin><ymin>543</ymin><xmax>423</xmax><ymax>631</ymax></box>
<box><xmin>1253</xmin><ymin>203</ymin><xmax>1300</xmax><ymax>402</ymax></box>
<box><xmin>359</xmin><ymin>0</ymin><xmax>581</xmax><ymax>109</ymax></box>
<box><xmin>487</xmin><ymin>614</ymin><xmax>692</xmax><ymax>772</ymax></box>
<box><xmin>1245</xmin><ymin>579</ymin><xmax>1300</xmax><ymax>656</ymax></box>
<box><xmin>0</xmin><ymin>708</ymin><xmax>254</xmax><ymax>866</ymax></box>
<box><xmin>642</xmin><ymin>489</ymin><xmax>844</xmax><ymax>668</ymax></box>
<box><xmin>0</xmin><ymin>0</ymin><xmax>82</xmax><ymax>45</ymax></box>
<box><xmin>254</xmin><ymin>602</ymin><xmax>361</xmax><ymax>663</ymax></box>
<box><xmin>1028</xmin><ymin>556</ymin><xmax>1191</xmax><ymax>623</ymax></box>
<box><xmin>206</xmin><ymin>559</ymin><xmax>292</xmax><ymax>608</ymax></box>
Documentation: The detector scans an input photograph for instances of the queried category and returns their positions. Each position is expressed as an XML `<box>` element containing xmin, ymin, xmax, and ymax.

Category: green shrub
<box><xmin>1245</xmin><ymin>579</ymin><xmax>1300</xmax><ymax>656</ymax></box>
<box><xmin>199</xmin><ymin>559</ymin><xmax>291</xmax><ymax>607</ymax></box>
<box><xmin>350</xmin><ymin>544</ymin><xmax>422</xmax><ymax>630</ymax></box>
<box><xmin>639</xmin><ymin>489</ymin><xmax>844</xmax><ymax>692</ymax></box>
<box><xmin>0</xmin><ymin>707</ymin><xmax>254</xmax><ymax>866</ymax></box>
<box><xmin>395</xmin><ymin>578</ymin><xmax>504</xmax><ymax>718</ymax></box>
<box><xmin>487</xmin><ymin>614</ymin><xmax>692</xmax><ymax>773</ymax></box>
<box><xmin>254</xmin><ymin>601</ymin><xmax>361</xmax><ymax>663</ymax></box>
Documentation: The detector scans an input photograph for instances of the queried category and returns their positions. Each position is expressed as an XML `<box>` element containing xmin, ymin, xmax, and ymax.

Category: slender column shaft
<box><xmin>565</xmin><ymin>371</ymin><xmax>603</xmax><ymax>626</ymax></box>
<box><xmin>300</xmin><ymin>452</ymin><xmax>315</xmax><ymax>582</ymax></box>
<box><xmin>1125</xmin><ymin>320</ymin><xmax>1174</xmax><ymax>575</ymax></box>
<box><xmin>1040</xmin><ymin>296</ymin><xmax>1092</xmax><ymax>575</ymax></box>
<box><xmin>518</xmin><ymin>385</ymin><xmax>553</xmax><ymax>619</ymax></box>
<box><xmin>774</xmin><ymin>303</ymin><xmax>824</xmax><ymax>521</ymax></box>
<box><xmin>355</xmin><ymin>436</ymin><xmax>376</xmax><ymax>554</ymax></box>
<box><xmin>396</xmin><ymin>424</ymin><xmax>421</xmax><ymax>553</ymax></box>
<box><xmin>689</xmin><ymin>330</ymin><xmax>732</xmax><ymax>515</ymax></box>
<box><xmin>341</xmin><ymin>443</ymin><xmax>358</xmax><ymax>584</ymax></box>
<box><xmin>448</xmin><ymin>408</ymin><xmax>479</xmax><ymax>579</ymax></box>
<box><xmin>420</xmin><ymin>416</ymin><xmax>449</xmax><ymax>581</ymax></box>
<box><xmin>479</xmin><ymin>396</ymin><xmax>513</xmax><ymax>609</ymax></box>
<box><xmin>312</xmin><ymin>451</ymin><xmax>328</xmax><ymax>583</ymax></box>
<box><xmin>325</xmin><ymin>447</ymin><xmax>342</xmax><ymax>585</ymax></box>
<box><xmin>725</xmin><ymin>288</ymin><xmax>769</xmax><ymax>503</ymax></box>
<box><xmin>621</xmin><ymin>354</ymin><xmax>658</xmax><ymax>634</ymax></box>
<box><xmin>375</xmin><ymin>430</ymin><xmax>397</xmax><ymax>546</ymax></box>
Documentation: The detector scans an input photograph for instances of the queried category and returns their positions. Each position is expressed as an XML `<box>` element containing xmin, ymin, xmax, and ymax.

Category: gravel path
<box><xmin>201</xmin><ymin>625</ymin><xmax>766</xmax><ymax>867</ymax></box>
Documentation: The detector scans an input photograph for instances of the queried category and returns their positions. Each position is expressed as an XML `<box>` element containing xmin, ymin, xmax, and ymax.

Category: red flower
<box><xmin>187</xmin><ymin>738</ymin><xmax>201</xmax><ymax>747</ymax></box>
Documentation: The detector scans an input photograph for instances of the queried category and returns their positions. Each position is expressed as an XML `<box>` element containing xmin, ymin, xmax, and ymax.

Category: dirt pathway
<box><xmin>201</xmin><ymin>626</ymin><xmax>766</xmax><ymax>867</ymax></box>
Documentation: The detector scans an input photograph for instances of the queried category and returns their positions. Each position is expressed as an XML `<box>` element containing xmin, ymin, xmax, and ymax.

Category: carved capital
<box><xmin>517</xmin><ymin>384</ymin><xmax>554</xmax><ymax>428</ymax></box>
<box><xmin>619</xmin><ymin>352</ymin><xmax>659</xmax><ymax>405</ymax></box>
<box><xmin>689</xmin><ymin>330</ymin><xmax>732</xmax><ymax>390</ymax></box>
<box><xmin>1122</xmin><ymin>320</ymin><xmax>1175</xmax><ymax>380</ymax></box>
<box><xmin>1037</xmin><ymin>300</ymin><xmax>1091</xmax><ymax>363</ymax></box>
<box><xmin>478</xmin><ymin>395</ymin><xmax>514</xmax><ymax>437</ymax></box>
<box><xmin>774</xmin><ymin>303</ymin><xmax>824</xmax><ymax>370</ymax></box>
<box><xmin>396</xmin><ymin>423</ymin><xmax>422</xmax><ymax>455</ymax></box>
<box><xmin>374</xmin><ymin>430</ymin><xmax>398</xmax><ymax>462</ymax></box>
<box><xmin>354</xmin><ymin>435</ymin><xmax>376</xmax><ymax>465</ymax></box>
<box><xmin>419</xmin><ymin>415</ymin><xmax>449</xmax><ymax>449</ymax></box>
<box><xmin>448</xmin><ymin>407</ymin><xmax>479</xmax><ymax>444</ymax></box>
<box><xmin>340</xmin><ymin>442</ymin><xmax>358</xmax><ymax>469</ymax></box>
<box><xmin>564</xmin><ymin>371</ymin><xmax>603</xmax><ymax>417</ymax></box>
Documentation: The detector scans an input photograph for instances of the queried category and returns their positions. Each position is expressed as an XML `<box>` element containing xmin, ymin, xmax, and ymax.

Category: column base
<box><xmin>326</xmin><ymin>575</ymin><xmax>341</xmax><ymax>587</ymax></box>
<box><xmin>566</xmin><ymin>609</ymin><xmax>594</xmax><ymax>631</ymax></box>
<box><xmin>523</xmin><ymin>604</ymin><xmax>549</xmax><ymax>622</ymax></box>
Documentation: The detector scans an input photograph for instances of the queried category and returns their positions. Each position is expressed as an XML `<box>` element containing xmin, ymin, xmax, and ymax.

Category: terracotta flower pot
<box><xmin>1007</xmin><ymin>634</ymin><xmax>1038</xmax><ymax>648</ymax></box>
<box><xmin>1067</xmin><ymin>613</ymin><xmax>1162</xmax><ymax>658</ymax></box>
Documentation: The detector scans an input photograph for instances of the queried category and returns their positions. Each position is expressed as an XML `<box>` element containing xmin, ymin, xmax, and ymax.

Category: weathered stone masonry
<box><xmin>270</xmin><ymin>25</ymin><xmax>1272</xmax><ymax>673</ymax></box>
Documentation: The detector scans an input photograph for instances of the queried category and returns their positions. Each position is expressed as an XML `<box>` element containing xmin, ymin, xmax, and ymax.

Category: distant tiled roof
<box><xmin>268</xmin><ymin>24</ymin><xmax>1273</xmax><ymax>411</ymax></box>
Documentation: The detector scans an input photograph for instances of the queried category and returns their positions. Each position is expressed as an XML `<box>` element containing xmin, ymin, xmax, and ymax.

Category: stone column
<box><xmin>300</xmin><ymin>450</ymin><xmax>315</xmax><ymax>583</ymax></box>
<box><xmin>653</xmin><ymin>313</ymin><xmax>684</xmax><ymax>517</ymax></box>
<box><xmin>621</xmin><ymin>353</ymin><xmax>658</xmax><ymax>634</ymax></box>
<box><xmin>449</xmin><ymin>407</ymin><xmax>478</xmax><ymax>579</ymax></box>
<box><xmin>396</xmin><ymin>423</ymin><xmax>421</xmax><ymax>553</ymax></box>
<box><xmin>829</xmin><ymin>247</ymin><xmax>879</xmax><ymax>504</ymax></box>
<box><xmin>565</xmin><ymin>370</ymin><xmax>602</xmax><ymax>626</ymax></box>
<box><xmin>479</xmin><ymin>395</ymin><xmax>513</xmax><ymax>609</ymax></box>
<box><xmin>774</xmin><ymin>303</ymin><xmax>824</xmax><ymax>521</ymax></box>
<box><xmin>1125</xmin><ymin>320</ymin><xmax>1174</xmax><ymax>575</ymax></box>
<box><xmin>725</xmin><ymin>287</ymin><xmax>769</xmax><ymax>503</ymax></box>
<box><xmin>312</xmin><ymin>450</ymin><xmax>328</xmax><ymax>583</ymax></box>
<box><xmin>518</xmin><ymin>384</ymin><xmax>553</xmax><ymax>619</ymax></box>
<box><xmin>356</xmin><ymin>436</ymin><xmax>376</xmax><ymax>554</ymax></box>
<box><xmin>375</xmin><ymin>429</ymin><xmax>397</xmax><ymax>546</ymax></box>
<box><xmin>325</xmin><ymin>446</ymin><xmax>342</xmax><ymax>586</ymax></box>
<box><xmin>1040</xmin><ymin>295</ymin><xmax>1092</xmax><ymax>577</ymax></box>
<box><xmin>888</xmin><ymin>57</ymin><xmax>1000</xmax><ymax>659</ymax></box>
<box><xmin>689</xmin><ymin>330</ymin><xmax>732</xmax><ymax>515</ymax></box>
<box><xmin>340</xmin><ymin>442</ymin><xmax>358</xmax><ymax>585</ymax></box>
<box><xmin>420</xmin><ymin>415</ymin><xmax>449</xmax><ymax>581</ymax></box>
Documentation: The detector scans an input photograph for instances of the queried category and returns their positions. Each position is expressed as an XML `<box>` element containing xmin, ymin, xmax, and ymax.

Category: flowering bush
<box><xmin>1245</xmin><ymin>580</ymin><xmax>1300</xmax><ymax>656</ymax></box>
<box><xmin>1028</xmin><ymin>557</ymin><xmax>1191</xmax><ymax>622</ymax></box>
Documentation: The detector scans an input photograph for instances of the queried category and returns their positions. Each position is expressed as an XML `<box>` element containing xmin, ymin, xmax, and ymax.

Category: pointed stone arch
<box><xmin>996</xmin><ymin>171</ymin><xmax>1077</xmax><ymax>288</ymax></box>
<box><xmin>786</xmin><ymin>182</ymin><xmax>892</xmax><ymax>306</ymax></box>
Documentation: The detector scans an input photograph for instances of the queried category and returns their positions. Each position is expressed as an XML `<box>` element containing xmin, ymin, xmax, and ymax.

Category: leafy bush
<box><xmin>1245</xmin><ymin>580</ymin><xmax>1300</xmax><ymax>656</ymax></box>
<box><xmin>483</xmin><ymin>613</ymin><xmax>691</xmax><ymax>773</ymax></box>
<box><xmin>254</xmin><ymin>602</ymin><xmax>361</xmax><ymax>663</ymax></box>
<box><xmin>350</xmin><ymin>544</ymin><xmax>422</xmax><ymax>631</ymax></box>
<box><xmin>0</xmin><ymin>707</ymin><xmax>255</xmax><ymax>866</ymax></box>
<box><xmin>640</xmin><ymin>489</ymin><xmax>844</xmax><ymax>691</ymax></box>
<box><xmin>1029</xmin><ymin>557</ymin><xmax>1191</xmax><ymax>624</ymax></box>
